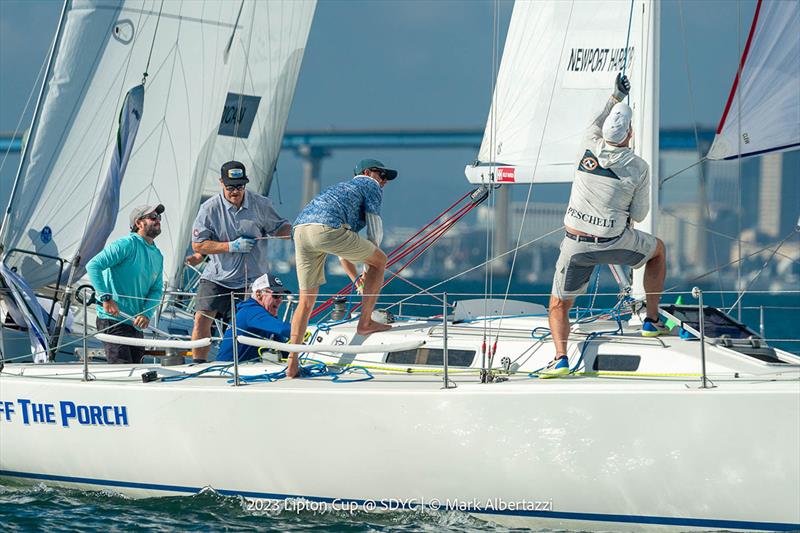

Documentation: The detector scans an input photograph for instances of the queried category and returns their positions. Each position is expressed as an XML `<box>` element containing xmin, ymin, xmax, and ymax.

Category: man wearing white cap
<box><xmin>542</xmin><ymin>74</ymin><xmax>668</xmax><ymax>377</ymax></box>
<box><xmin>86</xmin><ymin>204</ymin><xmax>165</xmax><ymax>364</ymax></box>
<box><xmin>216</xmin><ymin>273</ymin><xmax>291</xmax><ymax>362</ymax></box>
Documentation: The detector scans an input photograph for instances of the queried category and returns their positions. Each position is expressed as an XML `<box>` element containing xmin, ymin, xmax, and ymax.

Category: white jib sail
<box><xmin>1</xmin><ymin>0</ymin><xmax>316</xmax><ymax>291</ymax></box>
<box><xmin>202</xmin><ymin>0</ymin><xmax>316</xmax><ymax>199</ymax></box>
<box><xmin>465</xmin><ymin>0</ymin><xmax>650</xmax><ymax>184</ymax></box>
<box><xmin>707</xmin><ymin>0</ymin><xmax>800</xmax><ymax>161</ymax></box>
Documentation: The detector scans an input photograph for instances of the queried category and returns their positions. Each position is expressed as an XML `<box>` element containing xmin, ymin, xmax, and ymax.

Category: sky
<box><xmin>0</xmin><ymin>0</ymin><xmax>759</xmax><ymax>229</ymax></box>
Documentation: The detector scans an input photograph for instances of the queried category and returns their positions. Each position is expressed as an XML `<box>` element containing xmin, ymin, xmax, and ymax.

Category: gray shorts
<box><xmin>195</xmin><ymin>279</ymin><xmax>244</xmax><ymax>320</ymax></box>
<box><xmin>551</xmin><ymin>227</ymin><xmax>658</xmax><ymax>300</ymax></box>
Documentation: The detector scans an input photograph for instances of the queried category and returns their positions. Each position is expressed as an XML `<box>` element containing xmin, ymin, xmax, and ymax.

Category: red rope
<box><xmin>310</xmin><ymin>190</ymin><xmax>481</xmax><ymax>319</ymax></box>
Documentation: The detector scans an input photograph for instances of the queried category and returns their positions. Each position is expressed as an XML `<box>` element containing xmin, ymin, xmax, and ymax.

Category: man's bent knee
<box><xmin>364</xmin><ymin>249</ymin><xmax>387</xmax><ymax>268</ymax></box>
<box><xmin>549</xmin><ymin>296</ymin><xmax>573</xmax><ymax>312</ymax></box>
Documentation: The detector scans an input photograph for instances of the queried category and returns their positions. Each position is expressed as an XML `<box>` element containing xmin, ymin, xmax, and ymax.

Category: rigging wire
<box><xmin>0</xmin><ymin>52</ymin><xmax>49</xmax><ymax>179</ymax></box>
<box><xmin>492</xmin><ymin>1</ymin><xmax>576</xmax><ymax>351</ymax></box>
<box><xmin>142</xmin><ymin>0</ymin><xmax>166</xmax><ymax>84</ymax></box>
<box><xmin>677</xmin><ymin>0</ymin><xmax>727</xmax><ymax>308</ymax></box>
<box><xmin>725</xmin><ymin>225</ymin><xmax>799</xmax><ymax>314</ymax></box>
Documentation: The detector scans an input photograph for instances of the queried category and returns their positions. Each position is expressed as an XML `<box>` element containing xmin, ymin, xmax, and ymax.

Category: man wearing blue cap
<box><xmin>288</xmin><ymin>158</ymin><xmax>398</xmax><ymax>378</ymax></box>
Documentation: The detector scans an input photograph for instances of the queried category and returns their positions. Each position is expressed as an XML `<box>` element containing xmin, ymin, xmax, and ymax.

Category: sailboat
<box><xmin>1</xmin><ymin>1</ymin><xmax>798</xmax><ymax>532</ymax></box>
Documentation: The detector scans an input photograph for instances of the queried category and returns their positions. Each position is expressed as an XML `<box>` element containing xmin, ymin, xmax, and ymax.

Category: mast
<box><xmin>632</xmin><ymin>0</ymin><xmax>660</xmax><ymax>299</ymax></box>
<box><xmin>0</xmin><ymin>0</ymin><xmax>69</xmax><ymax>251</ymax></box>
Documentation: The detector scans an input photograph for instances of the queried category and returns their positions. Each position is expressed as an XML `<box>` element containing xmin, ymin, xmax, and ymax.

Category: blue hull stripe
<box><xmin>1</xmin><ymin>469</ymin><xmax>798</xmax><ymax>531</ymax></box>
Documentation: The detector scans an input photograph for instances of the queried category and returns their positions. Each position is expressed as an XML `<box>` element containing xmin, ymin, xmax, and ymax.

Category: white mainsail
<box><xmin>465</xmin><ymin>0</ymin><xmax>651</xmax><ymax>184</ymax></box>
<box><xmin>707</xmin><ymin>0</ymin><xmax>800</xmax><ymax>161</ymax></box>
<box><xmin>0</xmin><ymin>0</ymin><xmax>316</xmax><ymax>291</ymax></box>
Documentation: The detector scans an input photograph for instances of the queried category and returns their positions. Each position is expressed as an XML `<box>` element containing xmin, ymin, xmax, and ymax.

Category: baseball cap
<box><xmin>129</xmin><ymin>204</ymin><xmax>164</xmax><ymax>230</ymax></box>
<box><xmin>354</xmin><ymin>158</ymin><xmax>398</xmax><ymax>180</ymax></box>
<box><xmin>251</xmin><ymin>273</ymin><xmax>291</xmax><ymax>296</ymax></box>
<box><xmin>602</xmin><ymin>102</ymin><xmax>633</xmax><ymax>144</ymax></box>
<box><xmin>220</xmin><ymin>160</ymin><xmax>249</xmax><ymax>185</ymax></box>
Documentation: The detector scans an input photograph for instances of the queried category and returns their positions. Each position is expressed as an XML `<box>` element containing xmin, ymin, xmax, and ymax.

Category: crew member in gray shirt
<box><xmin>542</xmin><ymin>74</ymin><xmax>669</xmax><ymax>378</ymax></box>
<box><xmin>189</xmin><ymin>160</ymin><xmax>291</xmax><ymax>363</ymax></box>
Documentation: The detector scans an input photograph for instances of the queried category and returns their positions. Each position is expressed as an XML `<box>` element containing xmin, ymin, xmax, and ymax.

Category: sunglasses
<box><xmin>369</xmin><ymin>168</ymin><xmax>388</xmax><ymax>180</ymax></box>
<box><xmin>225</xmin><ymin>184</ymin><xmax>246</xmax><ymax>192</ymax></box>
<box><xmin>139</xmin><ymin>213</ymin><xmax>161</xmax><ymax>221</ymax></box>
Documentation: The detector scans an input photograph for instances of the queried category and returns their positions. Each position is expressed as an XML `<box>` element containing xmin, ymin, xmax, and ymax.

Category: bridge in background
<box><xmin>0</xmin><ymin>127</ymin><xmax>715</xmax><ymax>263</ymax></box>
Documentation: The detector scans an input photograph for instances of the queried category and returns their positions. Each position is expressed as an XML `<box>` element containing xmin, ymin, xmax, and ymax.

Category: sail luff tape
<box><xmin>237</xmin><ymin>336</ymin><xmax>425</xmax><ymax>355</ymax></box>
<box><xmin>96</xmin><ymin>334</ymin><xmax>212</xmax><ymax>349</ymax></box>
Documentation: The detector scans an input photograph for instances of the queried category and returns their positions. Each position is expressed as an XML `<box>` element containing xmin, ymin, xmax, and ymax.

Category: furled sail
<box><xmin>0</xmin><ymin>0</ymin><xmax>316</xmax><ymax>291</ymax></box>
<box><xmin>465</xmin><ymin>0</ymin><xmax>652</xmax><ymax>184</ymax></box>
<box><xmin>707</xmin><ymin>0</ymin><xmax>800</xmax><ymax>161</ymax></box>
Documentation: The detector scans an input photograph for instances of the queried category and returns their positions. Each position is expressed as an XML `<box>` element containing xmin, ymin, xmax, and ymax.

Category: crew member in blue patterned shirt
<box><xmin>288</xmin><ymin>158</ymin><xmax>398</xmax><ymax>378</ymax></box>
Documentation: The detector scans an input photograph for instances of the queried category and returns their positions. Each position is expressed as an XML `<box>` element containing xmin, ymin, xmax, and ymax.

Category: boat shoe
<box><xmin>642</xmin><ymin>317</ymin><xmax>670</xmax><ymax>337</ymax></box>
<box><xmin>539</xmin><ymin>356</ymin><xmax>570</xmax><ymax>378</ymax></box>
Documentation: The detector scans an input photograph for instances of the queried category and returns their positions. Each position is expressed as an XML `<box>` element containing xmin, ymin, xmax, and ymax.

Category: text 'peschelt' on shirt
<box><xmin>294</xmin><ymin>175</ymin><xmax>382</xmax><ymax>234</ymax></box>
<box><xmin>564</xmin><ymin>96</ymin><xmax>650</xmax><ymax>238</ymax></box>
<box><xmin>192</xmin><ymin>191</ymin><xmax>288</xmax><ymax>289</ymax></box>
<box><xmin>85</xmin><ymin>233</ymin><xmax>164</xmax><ymax>325</ymax></box>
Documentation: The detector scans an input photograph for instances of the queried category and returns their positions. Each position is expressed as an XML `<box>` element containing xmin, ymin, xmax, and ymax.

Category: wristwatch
<box><xmin>99</xmin><ymin>294</ymin><xmax>113</xmax><ymax>303</ymax></box>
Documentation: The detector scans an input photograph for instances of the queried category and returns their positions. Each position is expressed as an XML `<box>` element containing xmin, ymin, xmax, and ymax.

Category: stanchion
<box><xmin>692</xmin><ymin>287</ymin><xmax>710</xmax><ymax>389</ymax></box>
<box><xmin>441</xmin><ymin>292</ymin><xmax>455</xmax><ymax>389</ymax></box>
<box><xmin>231</xmin><ymin>292</ymin><xmax>240</xmax><ymax>387</ymax></box>
<box><xmin>80</xmin><ymin>287</ymin><xmax>90</xmax><ymax>382</ymax></box>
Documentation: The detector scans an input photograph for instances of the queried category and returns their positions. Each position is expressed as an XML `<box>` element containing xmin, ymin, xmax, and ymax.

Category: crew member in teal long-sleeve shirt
<box><xmin>86</xmin><ymin>204</ymin><xmax>165</xmax><ymax>364</ymax></box>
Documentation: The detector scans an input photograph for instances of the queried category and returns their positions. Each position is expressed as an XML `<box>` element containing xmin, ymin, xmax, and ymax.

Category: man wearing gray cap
<box><xmin>542</xmin><ymin>74</ymin><xmax>668</xmax><ymax>377</ymax></box>
<box><xmin>86</xmin><ymin>204</ymin><xmax>165</xmax><ymax>364</ymax></box>
<box><xmin>287</xmin><ymin>158</ymin><xmax>397</xmax><ymax>378</ymax></box>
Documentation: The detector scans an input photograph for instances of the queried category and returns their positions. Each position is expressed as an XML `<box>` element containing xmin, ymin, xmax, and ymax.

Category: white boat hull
<box><xmin>1</xmin><ymin>366</ymin><xmax>798</xmax><ymax>531</ymax></box>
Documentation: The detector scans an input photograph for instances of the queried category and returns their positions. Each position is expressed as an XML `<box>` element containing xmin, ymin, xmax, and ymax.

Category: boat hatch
<box><xmin>386</xmin><ymin>347</ymin><xmax>475</xmax><ymax>367</ymax></box>
<box><xmin>660</xmin><ymin>305</ymin><xmax>760</xmax><ymax>340</ymax></box>
<box><xmin>592</xmin><ymin>354</ymin><xmax>641</xmax><ymax>372</ymax></box>
<box><xmin>660</xmin><ymin>305</ymin><xmax>790</xmax><ymax>365</ymax></box>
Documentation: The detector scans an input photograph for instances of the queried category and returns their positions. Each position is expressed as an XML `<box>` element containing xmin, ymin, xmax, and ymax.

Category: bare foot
<box><xmin>357</xmin><ymin>321</ymin><xmax>392</xmax><ymax>335</ymax></box>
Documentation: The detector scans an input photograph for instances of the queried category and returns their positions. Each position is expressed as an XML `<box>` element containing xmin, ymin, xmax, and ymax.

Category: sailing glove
<box><xmin>228</xmin><ymin>237</ymin><xmax>255</xmax><ymax>253</ymax></box>
<box><xmin>614</xmin><ymin>73</ymin><xmax>631</xmax><ymax>100</ymax></box>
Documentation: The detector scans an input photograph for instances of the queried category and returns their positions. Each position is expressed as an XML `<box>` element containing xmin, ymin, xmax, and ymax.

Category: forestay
<box><xmin>707</xmin><ymin>0</ymin><xmax>800</xmax><ymax>161</ymax></box>
<box><xmin>465</xmin><ymin>0</ymin><xmax>651</xmax><ymax>184</ymax></box>
<box><xmin>0</xmin><ymin>0</ymin><xmax>316</xmax><ymax>291</ymax></box>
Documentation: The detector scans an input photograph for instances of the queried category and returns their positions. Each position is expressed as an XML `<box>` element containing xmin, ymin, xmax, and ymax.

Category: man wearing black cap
<box><xmin>288</xmin><ymin>158</ymin><xmax>397</xmax><ymax>378</ymax></box>
<box><xmin>216</xmin><ymin>273</ymin><xmax>291</xmax><ymax>362</ymax></box>
<box><xmin>85</xmin><ymin>204</ymin><xmax>165</xmax><ymax>364</ymax></box>
<box><xmin>190</xmin><ymin>161</ymin><xmax>291</xmax><ymax>363</ymax></box>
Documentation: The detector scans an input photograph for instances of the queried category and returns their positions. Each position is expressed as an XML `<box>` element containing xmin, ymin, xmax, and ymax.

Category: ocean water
<box><xmin>1</xmin><ymin>278</ymin><xmax>796</xmax><ymax>530</ymax></box>
<box><xmin>0</xmin><ymin>482</ymin><xmax>521</xmax><ymax>532</ymax></box>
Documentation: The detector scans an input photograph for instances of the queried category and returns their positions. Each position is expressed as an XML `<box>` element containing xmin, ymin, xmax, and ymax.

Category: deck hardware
<box><xmin>692</xmin><ymin>287</ymin><xmax>712</xmax><ymax>389</ymax></box>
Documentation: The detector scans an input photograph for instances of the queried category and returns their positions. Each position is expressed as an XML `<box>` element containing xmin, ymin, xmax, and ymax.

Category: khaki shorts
<box><xmin>294</xmin><ymin>224</ymin><xmax>377</xmax><ymax>290</ymax></box>
<box><xmin>551</xmin><ymin>227</ymin><xmax>658</xmax><ymax>300</ymax></box>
